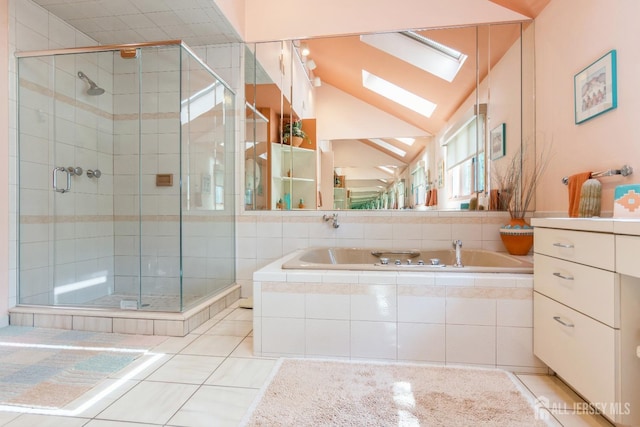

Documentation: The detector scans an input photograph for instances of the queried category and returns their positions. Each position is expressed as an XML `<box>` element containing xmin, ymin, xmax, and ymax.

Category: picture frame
<box><xmin>490</xmin><ymin>123</ymin><xmax>506</xmax><ymax>160</ymax></box>
<box><xmin>574</xmin><ymin>50</ymin><xmax>617</xmax><ymax>124</ymax></box>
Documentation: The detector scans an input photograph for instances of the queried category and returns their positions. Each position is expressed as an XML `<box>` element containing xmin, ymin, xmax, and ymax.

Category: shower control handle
<box><xmin>87</xmin><ymin>169</ymin><xmax>101</xmax><ymax>179</ymax></box>
<box><xmin>67</xmin><ymin>166</ymin><xmax>83</xmax><ymax>176</ymax></box>
<box><xmin>52</xmin><ymin>166</ymin><xmax>71</xmax><ymax>193</ymax></box>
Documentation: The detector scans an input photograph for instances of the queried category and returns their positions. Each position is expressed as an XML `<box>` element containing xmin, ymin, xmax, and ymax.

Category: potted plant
<box><xmin>492</xmin><ymin>144</ymin><xmax>551</xmax><ymax>255</ymax></box>
<box><xmin>282</xmin><ymin>120</ymin><xmax>309</xmax><ymax>147</ymax></box>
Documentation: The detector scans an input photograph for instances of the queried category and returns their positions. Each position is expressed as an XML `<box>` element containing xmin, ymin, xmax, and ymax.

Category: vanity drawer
<box><xmin>534</xmin><ymin>228</ymin><xmax>614</xmax><ymax>270</ymax></box>
<box><xmin>534</xmin><ymin>253</ymin><xmax>619</xmax><ymax>327</ymax></box>
<box><xmin>534</xmin><ymin>292</ymin><xmax>618</xmax><ymax>414</ymax></box>
<box><xmin>616</xmin><ymin>235</ymin><xmax>640</xmax><ymax>278</ymax></box>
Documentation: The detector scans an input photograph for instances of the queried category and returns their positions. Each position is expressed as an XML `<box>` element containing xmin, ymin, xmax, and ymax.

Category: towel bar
<box><xmin>562</xmin><ymin>165</ymin><xmax>633</xmax><ymax>185</ymax></box>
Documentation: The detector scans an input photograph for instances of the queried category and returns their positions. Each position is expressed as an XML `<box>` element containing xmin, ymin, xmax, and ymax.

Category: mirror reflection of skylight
<box><xmin>360</xmin><ymin>32</ymin><xmax>467</xmax><ymax>83</ymax></box>
<box><xmin>395</xmin><ymin>137</ymin><xmax>415</xmax><ymax>146</ymax></box>
<box><xmin>368</xmin><ymin>138</ymin><xmax>406</xmax><ymax>157</ymax></box>
<box><xmin>377</xmin><ymin>165</ymin><xmax>396</xmax><ymax>175</ymax></box>
<box><xmin>362</xmin><ymin>70</ymin><xmax>436</xmax><ymax>118</ymax></box>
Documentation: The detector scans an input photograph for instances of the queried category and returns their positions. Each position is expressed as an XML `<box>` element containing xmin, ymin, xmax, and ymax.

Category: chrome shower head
<box><xmin>77</xmin><ymin>71</ymin><xmax>105</xmax><ymax>96</ymax></box>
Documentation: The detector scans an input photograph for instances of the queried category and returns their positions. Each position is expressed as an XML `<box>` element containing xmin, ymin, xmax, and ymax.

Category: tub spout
<box><xmin>452</xmin><ymin>239</ymin><xmax>463</xmax><ymax>267</ymax></box>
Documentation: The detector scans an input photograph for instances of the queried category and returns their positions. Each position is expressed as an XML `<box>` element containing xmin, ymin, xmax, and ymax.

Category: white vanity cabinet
<box><xmin>532</xmin><ymin>219</ymin><xmax>640</xmax><ymax>426</ymax></box>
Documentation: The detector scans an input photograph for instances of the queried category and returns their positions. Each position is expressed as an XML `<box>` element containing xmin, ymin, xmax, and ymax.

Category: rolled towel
<box><xmin>567</xmin><ymin>171</ymin><xmax>592</xmax><ymax>217</ymax></box>
<box><xmin>578</xmin><ymin>178</ymin><xmax>601</xmax><ymax>217</ymax></box>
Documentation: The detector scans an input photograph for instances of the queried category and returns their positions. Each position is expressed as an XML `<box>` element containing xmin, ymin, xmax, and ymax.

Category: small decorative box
<box><xmin>613</xmin><ymin>184</ymin><xmax>640</xmax><ymax>218</ymax></box>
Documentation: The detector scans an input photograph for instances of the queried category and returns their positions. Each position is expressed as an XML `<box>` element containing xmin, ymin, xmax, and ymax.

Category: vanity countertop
<box><xmin>531</xmin><ymin>217</ymin><xmax>640</xmax><ymax>236</ymax></box>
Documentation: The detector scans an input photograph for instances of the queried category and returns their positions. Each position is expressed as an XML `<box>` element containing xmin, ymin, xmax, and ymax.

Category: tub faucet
<box><xmin>452</xmin><ymin>240</ymin><xmax>463</xmax><ymax>267</ymax></box>
<box><xmin>323</xmin><ymin>213</ymin><xmax>339</xmax><ymax>228</ymax></box>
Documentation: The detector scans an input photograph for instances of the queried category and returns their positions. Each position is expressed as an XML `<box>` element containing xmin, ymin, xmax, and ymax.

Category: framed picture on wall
<box><xmin>574</xmin><ymin>50</ymin><xmax>617</xmax><ymax>124</ymax></box>
<box><xmin>490</xmin><ymin>123</ymin><xmax>506</xmax><ymax>160</ymax></box>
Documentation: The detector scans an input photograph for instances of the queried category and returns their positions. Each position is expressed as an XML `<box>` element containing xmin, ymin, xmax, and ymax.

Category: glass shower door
<box><xmin>18</xmin><ymin>51</ymin><xmax>120</xmax><ymax>308</ymax></box>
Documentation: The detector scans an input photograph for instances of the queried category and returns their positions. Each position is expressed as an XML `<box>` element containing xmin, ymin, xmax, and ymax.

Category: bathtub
<box><xmin>282</xmin><ymin>247</ymin><xmax>533</xmax><ymax>273</ymax></box>
<box><xmin>253</xmin><ymin>247</ymin><xmax>545</xmax><ymax>373</ymax></box>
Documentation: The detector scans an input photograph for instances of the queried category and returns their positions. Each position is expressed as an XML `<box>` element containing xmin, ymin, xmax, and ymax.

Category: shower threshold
<box><xmin>8</xmin><ymin>284</ymin><xmax>241</xmax><ymax>337</ymax></box>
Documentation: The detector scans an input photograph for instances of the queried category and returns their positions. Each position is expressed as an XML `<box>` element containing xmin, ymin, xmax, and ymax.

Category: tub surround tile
<box><xmin>446</xmin><ymin>324</ymin><xmax>496</xmax><ymax>365</ymax></box>
<box><xmin>357</xmin><ymin>273</ymin><xmax>397</xmax><ymax>285</ymax></box>
<box><xmin>261</xmin><ymin>292</ymin><xmax>304</xmax><ymax>318</ymax></box>
<box><xmin>350</xmin><ymin>285</ymin><xmax>397</xmax><ymax>322</ymax></box>
<box><xmin>261</xmin><ymin>317</ymin><xmax>304</xmax><ymax>355</ymax></box>
<box><xmin>496</xmin><ymin>326</ymin><xmax>546</xmax><ymax>368</ymax></box>
<box><xmin>306</xmin><ymin>293</ymin><xmax>350</xmax><ymax>320</ymax></box>
<box><xmin>397</xmin><ymin>323</ymin><xmax>446</xmax><ymax>362</ymax></box>
<box><xmin>497</xmin><ymin>299</ymin><xmax>533</xmax><ymax>327</ymax></box>
<box><xmin>396</xmin><ymin>273</ymin><xmax>436</xmax><ymax>286</ymax></box>
<box><xmin>351</xmin><ymin>321</ymin><xmax>397</xmax><ymax>360</ymax></box>
<box><xmin>305</xmin><ymin>319</ymin><xmax>350</xmax><ymax>357</ymax></box>
<box><xmin>398</xmin><ymin>295</ymin><xmax>445</xmax><ymax>323</ymax></box>
<box><xmin>253</xmin><ymin>254</ymin><xmax>539</xmax><ymax>370</ymax></box>
<box><xmin>445</xmin><ymin>297</ymin><xmax>496</xmax><ymax>326</ymax></box>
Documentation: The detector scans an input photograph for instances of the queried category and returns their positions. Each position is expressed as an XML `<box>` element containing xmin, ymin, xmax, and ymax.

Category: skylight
<box><xmin>362</xmin><ymin>70</ymin><xmax>436</xmax><ymax>118</ymax></box>
<box><xmin>360</xmin><ymin>32</ymin><xmax>467</xmax><ymax>83</ymax></box>
<box><xmin>368</xmin><ymin>138</ymin><xmax>406</xmax><ymax>157</ymax></box>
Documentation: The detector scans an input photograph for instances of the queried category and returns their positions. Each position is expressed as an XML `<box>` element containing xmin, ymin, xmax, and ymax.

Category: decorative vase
<box><xmin>499</xmin><ymin>218</ymin><xmax>534</xmax><ymax>255</ymax></box>
<box><xmin>291</xmin><ymin>136</ymin><xmax>304</xmax><ymax>147</ymax></box>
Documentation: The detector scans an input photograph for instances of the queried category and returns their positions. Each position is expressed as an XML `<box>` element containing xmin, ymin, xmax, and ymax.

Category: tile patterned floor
<box><xmin>0</xmin><ymin>303</ymin><xmax>614</xmax><ymax>426</ymax></box>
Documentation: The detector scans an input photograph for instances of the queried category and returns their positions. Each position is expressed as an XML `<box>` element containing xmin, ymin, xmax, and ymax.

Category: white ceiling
<box><xmin>31</xmin><ymin>0</ymin><xmax>243</xmax><ymax>46</ymax></box>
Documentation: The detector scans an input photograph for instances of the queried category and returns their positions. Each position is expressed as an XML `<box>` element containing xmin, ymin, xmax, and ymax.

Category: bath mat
<box><xmin>0</xmin><ymin>326</ymin><xmax>166</xmax><ymax>410</ymax></box>
<box><xmin>242</xmin><ymin>359</ymin><xmax>553</xmax><ymax>427</ymax></box>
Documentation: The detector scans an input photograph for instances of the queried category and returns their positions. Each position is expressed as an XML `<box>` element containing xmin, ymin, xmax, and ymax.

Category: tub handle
<box><xmin>553</xmin><ymin>316</ymin><xmax>575</xmax><ymax>328</ymax></box>
<box><xmin>552</xmin><ymin>272</ymin><xmax>574</xmax><ymax>281</ymax></box>
<box><xmin>552</xmin><ymin>242</ymin><xmax>574</xmax><ymax>249</ymax></box>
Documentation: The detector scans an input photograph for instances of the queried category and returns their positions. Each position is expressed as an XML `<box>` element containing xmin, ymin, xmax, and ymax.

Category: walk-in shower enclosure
<box><xmin>17</xmin><ymin>41</ymin><xmax>235</xmax><ymax>312</ymax></box>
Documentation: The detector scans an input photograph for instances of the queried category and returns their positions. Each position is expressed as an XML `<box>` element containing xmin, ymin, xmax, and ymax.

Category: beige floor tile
<box><xmin>180</xmin><ymin>334</ymin><xmax>244</xmax><ymax>357</ymax></box>
<box><xmin>150</xmin><ymin>334</ymin><xmax>199</xmax><ymax>354</ymax></box>
<box><xmin>84</xmin><ymin>420</ymin><xmax>159</xmax><ymax>427</ymax></box>
<box><xmin>190</xmin><ymin>318</ymin><xmax>222</xmax><ymax>335</ymax></box>
<box><xmin>70</xmin><ymin>379</ymin><xmax>141</xmax><ymax>418</ymax></box>
<box><xmin>96</xmin><ymin>381</ymin><xmax>198</xmax><ymax>425</ymax></box>
<box><xmin>167</xmin><ymin>385</ymin><xmax>258</xmax><ymax>427</ymax></box>
<box><xmin>110</xmin><ymin>352</ymin><xmax>171</xmax><ymax>381</ymax></box>
<box><xmin>517</xmin><ymin>374</ymin><xmax>585</xmax><ymax>406</ymax></box>
<box><xmin>0</xmin><ymin>411</ymin><xmax>20</xmax><ymax>425</ymax></box>
<box><xmin>146</xmin><ymin>354</ymin><xmax>225</xmax><ymax>384</ymax></box>
<box><xmin>206</xmin><ymin>357</ymin><xmax>276</xmax><ymax>388</ymax></box>
<box><xmin>224</xmin><ymin>308</ymin><xmax>253</xmax><ymax>321</ymax></box>
<box><xmin>204</xmin><ymin>320</ymin><xmax>252</xmax><ymax>337</ymax></box>
<box><xmin>553</xmin><ymin>412</ymin><xmax>615</xmax><ymax>427</ymax></box>
<box><xmin>230</xmin><ymin>336</ymin><xmax>255</xmax><ymax>358</ymax></box>
<box><xmin>3</xmin><ymin>415</ymin><xmax>89</xmax><ymax>426</ymax></box>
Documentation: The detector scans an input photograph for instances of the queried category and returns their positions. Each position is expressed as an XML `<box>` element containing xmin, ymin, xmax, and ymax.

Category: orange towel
<box><xmin>428</xmin><ymin>189</ymin><xmax>438</xmax><ymax>206</ymax></box>
<box><xmin>568</xmin><ymin>172</ymin><xmax>592</xmax><ymax>217</ymax></box>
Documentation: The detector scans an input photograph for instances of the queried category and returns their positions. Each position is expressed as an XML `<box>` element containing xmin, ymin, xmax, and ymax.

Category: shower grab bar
<box><xmin>561</xmin><ymin>164</ymin><xmax>633</xmax><ymax>185</ymax></box>
<box><xmin>52</xmin><ymin>166</ymin><xmax>71</xmax><ymax>193</ymax></box>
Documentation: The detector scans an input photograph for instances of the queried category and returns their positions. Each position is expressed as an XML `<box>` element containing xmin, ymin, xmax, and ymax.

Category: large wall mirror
<box><xmin>244</xmin><ymin>21</ymin><xmax>535</xmax><ymax>211</ymax></box>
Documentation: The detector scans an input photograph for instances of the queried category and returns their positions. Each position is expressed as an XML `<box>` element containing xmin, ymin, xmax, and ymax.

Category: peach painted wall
<box><xmin>241</xmin><ymin>0</ymin><xmax>528</xmax><ymax>42</ymax></box>
<box><xmin>535</xmin><ymin>0</ymin><xmax>640</xmax><ymax>215</ymax></box>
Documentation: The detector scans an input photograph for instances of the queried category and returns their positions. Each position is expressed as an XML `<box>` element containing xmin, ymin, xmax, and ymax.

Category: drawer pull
<box><xmin>553</xmin><ymin>316</ymin><xmax>575</xmax><ymax>328</ymax></box>
<box><xmin>552</xmin><ymin>272</ymin><xmax>574</xmax><ymax>280</ymax></box>
<box><xmin>553</xmin><ymin>242</ymin><xmax>575</xmax><ymax>249</ymax></box>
